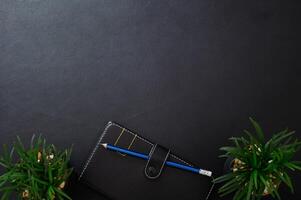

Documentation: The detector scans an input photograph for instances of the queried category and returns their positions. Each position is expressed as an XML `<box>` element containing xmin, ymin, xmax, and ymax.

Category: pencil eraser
<box><xmin>199</xmin><ymin>169</ymin><xmax>212</xmax><ymax>177</ymax></box>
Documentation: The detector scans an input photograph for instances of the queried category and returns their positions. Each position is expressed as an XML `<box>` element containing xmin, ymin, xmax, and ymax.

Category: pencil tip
<box><xmin>100</xmin><ymin>143</ymin><xmax>108</xmax><ymax>148</ymax></box>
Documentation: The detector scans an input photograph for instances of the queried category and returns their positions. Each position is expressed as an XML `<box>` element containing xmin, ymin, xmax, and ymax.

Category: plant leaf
<box><xmin>249</xmin><ymin>117</ymin><xmax>264</xmax><ymax>143</ymax></box>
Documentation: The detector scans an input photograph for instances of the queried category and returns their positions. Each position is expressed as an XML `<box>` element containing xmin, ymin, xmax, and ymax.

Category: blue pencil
<box><xmin>101</xmin><ymin>143</ymin><xmax>212</xmax><ymax>177</ymax></box>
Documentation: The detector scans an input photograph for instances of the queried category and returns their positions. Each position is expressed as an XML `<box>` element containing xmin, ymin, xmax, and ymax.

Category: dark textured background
<box><xmin>0</xmin><ymin>0</ymin><xmax>300</xmax><ymax>199</ymax></box>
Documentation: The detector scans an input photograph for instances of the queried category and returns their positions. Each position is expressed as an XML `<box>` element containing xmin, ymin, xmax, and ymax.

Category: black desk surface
<box><xmin>1</xmin><ymin>1</ymin><xmax>300</xmax><ymax>199</ymax></box>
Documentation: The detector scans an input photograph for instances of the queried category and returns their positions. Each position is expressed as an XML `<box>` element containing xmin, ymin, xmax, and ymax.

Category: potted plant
<box><xmin>214</xmin><ymin>118</ymin><xmax>301</xmax><ymax>200</ymax></box>
<box><xmin>0</xmin><ymin>135</ymin><xmax>73</xmax><ymax>200</ymax></box>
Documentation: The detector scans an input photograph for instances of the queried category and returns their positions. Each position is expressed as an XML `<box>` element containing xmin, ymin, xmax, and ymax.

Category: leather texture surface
<box><xmin>79</xmin><ymin>122</ymin><xmax>213</xmax><ymax>200</ymax></box>
<box><xmin>0</xmin><ymin>0</ymin><xmax>300</xmax><ymax>199</ymax></box>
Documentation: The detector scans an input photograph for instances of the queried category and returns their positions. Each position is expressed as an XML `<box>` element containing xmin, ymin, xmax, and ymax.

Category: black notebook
<box><xmin>79</xmin><ymin>122</ymin><xmax>214</xmax><ymax>200</ymax></box>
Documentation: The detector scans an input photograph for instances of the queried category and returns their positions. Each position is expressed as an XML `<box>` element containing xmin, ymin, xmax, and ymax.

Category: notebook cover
<box><xmin>79</xmin><ymin>121</ymin><xmax>214</xmax><ymax>200</ymax></box>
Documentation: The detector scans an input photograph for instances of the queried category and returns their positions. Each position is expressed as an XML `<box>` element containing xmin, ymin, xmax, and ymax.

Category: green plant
<box><xmin>214</xmin><ymin>118</ymin><xmax>301</xmax><ymax>200</ymax></box>
<box><xmin>0</xmin><ymin>135</ymin><xmax>73</xmax><ymax>200</ymax></box>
